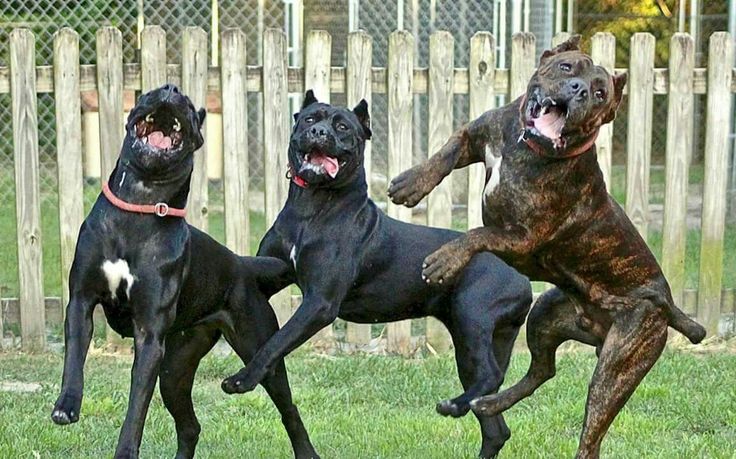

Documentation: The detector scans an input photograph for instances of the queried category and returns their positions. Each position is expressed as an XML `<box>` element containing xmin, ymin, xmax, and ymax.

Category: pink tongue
<box><xmin>533</xmin><ymin>108</ymin><xmax>565</xmax><ymax>139</ymax></box>
<box><xmin>311</xmin><ymin>154</ymin><xmax>340</xmax><ymax>178</ymax></box>
<box><xmin>148</xmin><ymin>131</ymin><xmax>172</xmax><ymax>149</ymax></box>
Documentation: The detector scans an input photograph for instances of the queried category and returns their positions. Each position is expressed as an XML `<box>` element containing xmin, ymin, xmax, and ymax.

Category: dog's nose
<box><xmin>310</xmin><ymin>126</ymin><xmax>328</xmax><ymax>138</ymax></box>
<box><xmin>567</xmin><ymin>78</ymin><xmax>589</xmax><ymax>100</ymax></box>
<box><xmin>162</xmin><ymin>84</ymin><xmax>180</xmax><ymax>94</ymax></box>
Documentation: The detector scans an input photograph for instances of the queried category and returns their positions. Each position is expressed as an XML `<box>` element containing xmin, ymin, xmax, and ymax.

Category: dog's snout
<box><xmin>567</xmin><ymin>78</ymin><xmax>589</xmax><ymax>100</ymax></box>
<box><xmin>310</xmin><ymin>126</ymin><xmax>328</xmax><ymax>138</ymax></box>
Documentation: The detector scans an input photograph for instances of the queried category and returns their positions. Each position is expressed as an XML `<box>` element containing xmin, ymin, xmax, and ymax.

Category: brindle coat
<box><xmin>388</xmin><ymin>36</ymin><xmax>706</xmax><ymax>458</ymax></box>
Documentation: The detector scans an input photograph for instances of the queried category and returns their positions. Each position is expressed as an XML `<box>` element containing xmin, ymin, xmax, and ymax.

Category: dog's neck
<box><xmin>287</xmin><ymin>167</ymin><xmax>369</xmax><ymax>217</ymax></box>
<box><xmin>106</xmin><ymin>158</ymin><xmax>192</xmax><ymax>209</ymax></box>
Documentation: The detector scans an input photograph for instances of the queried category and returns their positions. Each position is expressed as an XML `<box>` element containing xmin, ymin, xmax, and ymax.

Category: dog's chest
<box><xmin>101</xmin><ymin>259</ymin><xmax>136</xmax><ymax>301</ymax></box>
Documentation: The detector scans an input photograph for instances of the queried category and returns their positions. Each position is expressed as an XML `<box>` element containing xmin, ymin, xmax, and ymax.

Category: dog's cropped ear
<box><xmin>197</xmin><ymin>108</ymin><xmax>206</xmax><ymax>126</ymax></box>
<box><xmin>602</xmin><ymin>72</ymin><xmax>627</xmax><ymax>124</ymax></box>
<box><xmin>243</xmin><ymin>256</ymin><xmax>294</xmax><ymax>298</ymax></box>
<box><xmin>353</xmin><ymin>99</ymin><xmax>372</xmax><ymax>140</ymax></box>
<box><xmin>302</xmin><ymin>89</ymin><xmax>319</xmax><ymax>109</ymax></box>
<box><xmin>539</xmin><ymin>34</ymin><xmax>582</xmax><ymax>66</ymax></box>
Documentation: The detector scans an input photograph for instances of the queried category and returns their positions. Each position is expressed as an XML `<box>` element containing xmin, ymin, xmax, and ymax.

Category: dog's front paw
<box><xmin>436</xmin><ymin>398</ymin><xmax>471</xmax><ymax>418</ymax></box>
<box><xmin>387</xmin><ymin>166</ymin><xmax>436</xmax><ymax>208</ymax></box>
<box><xmin>51</xmin><ymin>392</ymin><xmax>81</xmax><ymax>425</ymax></box>
<box><xmin>470</xmin><ymin>394</ymin><xmax>503</xmax><ymax>417</ymax></box>
<box><xmin>422</xmin><ymin>240</ymin><xmax>472</xmax><ymax>285</ymax></box>
<box><xmin>221</xmin><ymin>371</ymin><xmax>259</xmax><ymax>394</ymax></box>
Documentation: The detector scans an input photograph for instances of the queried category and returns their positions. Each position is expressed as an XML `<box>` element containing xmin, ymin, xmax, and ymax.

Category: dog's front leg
<box><xmin>423</xmin><ymin>226</ymin><xmax>536</xmax><ymax>285</ymax></box>
<box><xmin>114</xmin><ymin>321</ymin><xmax>169</xmax><ymax>459</ymax></box>
<box><xmin>52</xmin><ymin>295</ymin><xmax>96</xmax><ymax>425</ymax></box>
<box><xmin>221</xmin><ymin>294</ymin><xmax>341</xmax><ymax>394</ymax></box>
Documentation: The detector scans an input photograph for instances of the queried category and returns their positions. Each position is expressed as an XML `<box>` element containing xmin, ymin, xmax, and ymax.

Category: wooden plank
<box><xmin>54</xmin><ymin>28</ymin><xmax>84</xmax><ymax>320</ymax></box>
<box><xmin>661</xmin><ymin>34</ymin><xmax>694</xmax><ymax>308</ymax></box>
<box><xmin>345</xmin><ymin>31</ymin><xmax>373</xmax><ymax>347</ymax></box>
<box><xmin>386</xmin><ymin>31</ymin><xmax>414</xmax><ymax>355</ymax></box>
<box><xmin>182</xmin><ymin>27</ymin><xmax>209</xmax><ymax>231</ymax></box>
<box><xmin>625</xmin><ymin>33</ymin><xmax>655</xmax><ymax>242</ymax></box>
<box><xmin>10</xmin><ymin>29</ymin><xmax>45</xmax><ymax>351</ymax></box>
<box><xmin>697</xmin><ymin>32</ymin><xmax>733</xmax><ymax>337</ymax></box>
<box><xmin>590</xmin><ymin>32</ymin><xmax>616</xmax><ymax>190</ymax></box>
<box><xmin>304</xmin><ymin>30</ymin><xmax>332</xmax><ymax>102</ymax></box>
<box><xmin>551</xmin><ymin>32</ymin><xmax>571</xmax><ymax>47</ymax></box>
<box><xmin>96</xmin><ymin>27</ymin><xmax>127</xmax><ymax>347</ymax></box>
<box><xmin>467</xmin><ymin>32</ymin><xmax>495</xmax><ymax>231</ymax></box>
<box><xmin>140</xmin><ymin>26</ymin><xmax>167</xmax><ymax>92</ymax></box>
<box><xmin>425</xmin><ymin>31</ymin><xmax>455</xmax><ymax>353</ymax></box>
<box><xmin>263</xmin><ymin>29</ymin><xmax>292</xmax><ymax>327</ymax></box>
<box><xmin>304</xmin><ymin>30</ymin><xmax>334</xmax><ymax>345</ymax></box>
<box><xmin>220</xmin><ymin>28</ymin><xmax>249</xmax><ymax>256</ymax></box>
<box><xmin>510</xmin><ymin>32</ymin><xmax>535</xmax><ymax>99</ymax></box>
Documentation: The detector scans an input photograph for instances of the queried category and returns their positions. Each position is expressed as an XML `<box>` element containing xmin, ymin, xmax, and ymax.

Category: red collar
<box><xmin>522</xmin><ymin>129</ymin><xmax>599</xmax><ymax>160</ymax></box>
<box><xmin>287</xmin><ymin>165</ymin><xmax>308</xmax><ymax>188</ymax></box>
<box><xmin>102</xmin><ymin>181</ymin><xmax>187</xmax><ymax>218</ymax></box>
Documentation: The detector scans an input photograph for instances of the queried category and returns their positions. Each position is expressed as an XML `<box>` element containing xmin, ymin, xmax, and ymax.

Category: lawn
<box><xmin>1</xmin><ymin>346</ymin><xmax>735</xmax><ymax>458</ymax></box>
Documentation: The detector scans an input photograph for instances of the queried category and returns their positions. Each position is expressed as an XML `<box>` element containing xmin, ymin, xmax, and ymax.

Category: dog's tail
<box><xmin>666</xmin><ymin>303</ymin><xmax>706</xmax><ymax>344</ymax></box>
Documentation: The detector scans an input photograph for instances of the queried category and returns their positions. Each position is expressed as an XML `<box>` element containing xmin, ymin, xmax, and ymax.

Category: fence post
<box><xmin>54</xmin><ymin>28</ymin><xmax>84</xmax><ymax>322</ymax></box>
<box><xmin>698</xmin><ymin>32</ymin><xmax>733</xmax><ymax>337</ymax></box>
<box><xmin>386</xmin><ymin>30</ymin><xmax>414</xmax><ymax>355</ymax></box>
<box><xmin>551</xmin><ymin>31</ymin><xmax>571</xmax><ymax>46</ymax></box>
<box><xmin>661</xmin><ymin>33</ymin><xmax>694</xmax><ymax>308</ymax></box>
<box><xmin>10</xmin><ymin>29</ymin><xmax>45</xmax><ymax>351</ymax></box>
<box><xmin>182</xmin><ymin>27</ymin><xmax>209</xmax><ymax>231</ymax></box>
<box><xmin>141</xmin><ymin>26</ymin><xmax>167</xmax><ymax>91</ymax></box>
<box><xmin>221</xmin><ymin>29</ymin><xmax>250</xmax><ymax>256</ymax></box>
<box><xmin>425</xmin><ymin>31</ymin><xmax>454</xmax><ymax>353</ymax></box>
<box><xmin>96</xmin><ymin>27</ymin><xmax>127</xmax><ymax>347</ymax></box>
<box><xmin>345</xmin><ymin>31</ymin><xmax>373</xmax><ymax>347</ymax></box>
<box><xmin>263</xmin><ymin>29</ymin><xmax>292</xmax><ymax>326</ymax></box>
<box><xmin>467</xmin><ymin>32</ymin><xmax>495</xmax><ymax>231</ymax></box>
<box><xmin>625</xmin><ymin>33</ymin><xmax>655</xmax><ymax>242</ymax></box>
<box><xmin>304</xmin><ymin>30</ymin><xmax>335</xmax><ymax>345</ymax></box>
<box><xmin>590</xmin><ymin>32</ymin><xmax>616</xmax><ymax>190</ymax></box>
<box><xmin>510</xmin><ymin>33</ymin><xmax>535</xmax><ymax>99</ymax></box>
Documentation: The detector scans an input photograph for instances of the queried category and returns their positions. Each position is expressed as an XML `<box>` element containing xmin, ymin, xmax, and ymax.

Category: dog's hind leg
<box><xmin>159</xmin><ymin>327</ymin><xmax>219</xmax><ymax>459</ymax></box>
<box><xmin>575</xmin><ymin>302</ymin><xmax>667</xmax><ymax>459</ymax></box>
<box><xmin>471</xmin><ymin>288</ymin><xmax>602</xmax><ymax>418</ymax></box>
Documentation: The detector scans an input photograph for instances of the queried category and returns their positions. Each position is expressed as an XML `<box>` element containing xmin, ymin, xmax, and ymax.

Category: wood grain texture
<box><xmin>625</xmin><ymin>33</ymin><xmax>655</xmax><ymax>241</ymax></box>
<box><xmin>304</xmin><ymin>30</ymin><xmax>332</xmax><ymax>103</ymax></box>
<box><xmin>95</xmin><ymin>27</ymin><xmax>124</xmax><ymax>180</ymax></box>
<box><xmin>182</xmin><ymin>27</ymin><xmax>209</xmax><ymax>231</ymax></box>
<box><xmin>386</xmin><ymin>31</ymin><xmax>413</xmax><ymax>355</ymax></box>
<box><xmin>426</xmin><ymin>31</ymin><xmax>454</xmax><ymax>353</ymax></box>
<box><xmin>590</xmin><ymin>32</ymin><xmax>616</xmax><ymax>190</ymax></box>
<box><xmin>697</xmin><ymin>32</ymin><xmax>733</xmax><ymax>336</ymax></box>
<box><xmin>510</xmin><ymin>32</ymin><xmax>535</xmax><ymax>99</ymax></box>
<box><xmin>467</xmin><ymin>32</ymin><xmax>495</xmax><ymax>231</ymax></box>
<box><xmin>661</xmin><ymin>34</ymin><xmax>694</xmax><ymax>308</ymax></box>
<box><xmin>10</xmin><ymin>29</ymin><xmax>45</xmax><ymax>351</ymax></box>
<box><xmin>345</xmin><ymin>31</ymin><xmax>373</xmax><ymax>346</ymax></box>
<box><xmin>53</xmin><ymin>28</ymin><xmax>84</xmax><ymax>319</ymax></box>
<box><xmin>220</xmin><ymin>28</ymin><xmax>249</xmax><ymax>255</ymax></box>
<box><xmin>140</xmin><ymin>26</ymin><xmax>167</xmax><ymax>92</ymax></box>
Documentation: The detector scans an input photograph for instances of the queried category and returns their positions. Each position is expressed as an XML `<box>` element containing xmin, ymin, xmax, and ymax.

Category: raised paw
<box><xmin>221</xmin><ymin>371</ymin><xmax>259</xmax><ymax>394</ymax></box>
<box><xmin>51</xmin><ymin>393</ymin><xmax>81</xmax><ymax>425</ymax></box>
<box><xmin>387</xmin><ymin>166</ymin><xmax>435</xmax><ymax>208</ymax></box>
<box><xmin>436</xmin><ymin>398</ymin><xmax>471</xmax><ymax>418</ymax></box>
<box><xmin>421</xmin><ymin>239</ymin><xmax>472</xmax><ymax>285</ymax></box>
<box><xmin>470</xmin><ymin>394</ymin><xmax>504</xmax><ymax>417</ymax></box>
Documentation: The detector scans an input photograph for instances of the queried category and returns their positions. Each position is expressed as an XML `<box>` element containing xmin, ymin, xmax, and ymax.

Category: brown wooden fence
<box><xmin>1</xmin><ymin>27</ymin><xmax>734</xmax><ymax>352</ymax></box>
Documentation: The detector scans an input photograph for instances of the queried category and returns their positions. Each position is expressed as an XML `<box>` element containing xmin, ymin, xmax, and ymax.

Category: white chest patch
<box><xmin>289</xmin><ymin>246</ymin><xmax>297</xmax><ymax>270</ymax></box>
<box><xmin>101</xmin><ymin>259</ymin><xmax>135</xmax><ymax>300</ymax></box>
<box><xmin>484</xmin><ymin>145</ymin><xmax>503</xmax><ymax>199</ymax></box>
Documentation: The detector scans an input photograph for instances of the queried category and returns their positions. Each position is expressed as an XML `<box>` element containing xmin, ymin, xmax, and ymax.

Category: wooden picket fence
<box><xmin>1</xmin><ymin>26</ymin><xmax>734</xmax><ymax>353</ymax></box>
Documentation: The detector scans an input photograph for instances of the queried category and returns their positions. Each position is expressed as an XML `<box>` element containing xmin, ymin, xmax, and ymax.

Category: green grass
<box><xmin>0</xmin><ymin>348</ymin><xmax>734</xmax><ymax>458</ymax></box>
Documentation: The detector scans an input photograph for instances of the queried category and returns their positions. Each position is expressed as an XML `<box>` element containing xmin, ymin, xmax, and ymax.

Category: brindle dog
<box><xmin>388</xmin><ymin>36</ymin><xmax>706</xmax><ymax>458</ymax></box>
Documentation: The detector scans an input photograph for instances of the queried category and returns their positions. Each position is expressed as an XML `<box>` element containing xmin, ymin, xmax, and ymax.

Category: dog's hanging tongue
<box><xmin>309</xmin><ymin>153</ymin><xmax>340</xmax><ymax>178</ymax></box>
<box><xmin>148</xmin><ymin>131</ymin><xmax>173</xmax><ymax>150</ymax></box>
<box><xmin>534</xmin><ymin>106</ymin><xmax>566</xmax><ymax>140</ymax></box>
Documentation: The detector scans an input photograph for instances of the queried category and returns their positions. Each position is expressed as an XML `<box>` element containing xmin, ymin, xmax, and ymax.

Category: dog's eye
<box><xmin>594</xmin><ymin>89</ymin><xmax>607</xmax><ymax>100</ymax></box>
<box><xmin>559</xmin><ymin>62</ymin><xmax>572</xmax><ymax>72</ymax></box>
<box><xmin>304</xmin><ymin>116</ymin><xmax>315</xmax><ymax>123</ymax></box>
<box><xmin>336</xmin><ymin>122</ymin><xmax>349</xmax><ymax>131</ymax></box>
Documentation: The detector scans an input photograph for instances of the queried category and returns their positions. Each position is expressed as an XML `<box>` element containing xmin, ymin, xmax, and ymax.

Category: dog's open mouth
<box><xmin>300</xmin><ymin>150</ymin><xmax>345</xmax><ymax>178</ymax></box>
<box><xmin>526</xmin><ymin>96</ymin><xmax>568</xmax><ymax>148</ymax></box>
<box><xmin>134</xmin><ymin>108</ymin><xmax>184</xmax><ymax>151</ymax></box>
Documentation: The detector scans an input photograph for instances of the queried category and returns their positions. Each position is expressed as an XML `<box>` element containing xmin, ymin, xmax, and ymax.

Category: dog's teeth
<box><xmin>145</xmin><ymin>113</ymin><xmax>153</xmax><ymax>123</ymax></box>
<box><xmin>173</xmin><ymin>118</ymin><xmax>181</xmax><ymax>132</ymax></box>
<box><xmin>142</xmin><ymin>136</ymin><xmax>148</xmax><ymax>144</ymax></box>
